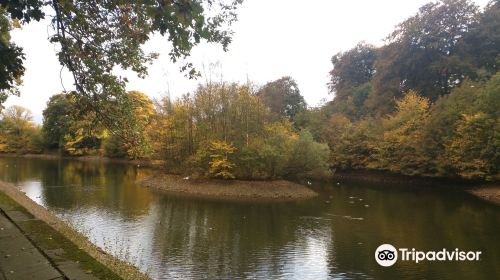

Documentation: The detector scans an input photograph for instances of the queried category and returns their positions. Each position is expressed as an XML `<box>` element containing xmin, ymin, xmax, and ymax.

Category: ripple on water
<box><xmin>0</xmin><ymin>157</ymin><xmax>499</xmax><ymax>280</ymax></box>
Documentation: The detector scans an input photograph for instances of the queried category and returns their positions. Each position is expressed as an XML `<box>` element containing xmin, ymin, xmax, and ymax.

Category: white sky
<box><xmin>5</xmin><ymin>0</ymin><xmax>491</xmax><ymax>123</ymax></box>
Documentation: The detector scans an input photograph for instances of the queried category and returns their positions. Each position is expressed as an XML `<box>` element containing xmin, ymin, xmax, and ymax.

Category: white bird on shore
<box><xmin>307</xmin><ymin>181</ymin><xmax>312</xmax><ymax>185</ymax></box>
<box><xmin>183</xmin><ymin>176</ymin><xmax>190</xmax><ymax>180</ymax></box>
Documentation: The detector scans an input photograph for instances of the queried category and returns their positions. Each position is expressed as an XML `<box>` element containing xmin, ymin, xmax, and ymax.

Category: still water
<box><xmin>0</xmin><ymin>157</ymin><xmax>498</xmax><ymax>279</ymax></box>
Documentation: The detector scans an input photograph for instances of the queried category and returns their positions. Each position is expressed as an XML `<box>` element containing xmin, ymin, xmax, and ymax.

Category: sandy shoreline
<box><xmin>137</xmin><ymin>173</ymin><xmax>318</xmax><ymax>201</ymax></box>
<box><xmin>0</xmin><ymin>180</ymin><xmax>150</xmax><ymax>280</ymax></box>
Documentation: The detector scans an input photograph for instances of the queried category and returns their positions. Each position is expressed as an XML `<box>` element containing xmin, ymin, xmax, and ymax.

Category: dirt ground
<box><xmin>467</xmin><ymin>185</ymin><xmax>500</xmax><ymax>205</ymax></box>
<box><xmin>137</xmin><ymin>173</ymin><xmax>318</xmax><ymax>201</ymax></box>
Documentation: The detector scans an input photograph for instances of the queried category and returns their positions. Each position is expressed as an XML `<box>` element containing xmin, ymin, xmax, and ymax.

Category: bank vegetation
<box><xmin>0</xmin><ymin>0</ymin><xmax>498</xmax><ymax>182</ymax></box>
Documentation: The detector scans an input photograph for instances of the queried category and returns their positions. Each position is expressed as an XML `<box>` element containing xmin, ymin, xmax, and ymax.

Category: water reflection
<box><xmin>0</xmin><ymin>157</ymin><xmax>498</xmax><ymax>279</ymax></box>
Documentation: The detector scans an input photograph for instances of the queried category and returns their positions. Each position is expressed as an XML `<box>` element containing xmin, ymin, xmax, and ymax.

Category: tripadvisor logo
<box><xmin>375</xmin><ymin>244</ymin><xmax>398</xmax><ymax>267</ymax></box>
<box><xmin>375</xmin><ymin>244</ymin><xmax>482</xmax><ymax>267</ymax></box>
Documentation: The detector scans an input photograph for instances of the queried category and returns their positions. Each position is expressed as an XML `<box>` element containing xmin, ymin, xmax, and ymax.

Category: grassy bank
<box><xmin>0</xmin><ymin>180</ymin><xmax>150</xmax><ymax>280</ymax></box>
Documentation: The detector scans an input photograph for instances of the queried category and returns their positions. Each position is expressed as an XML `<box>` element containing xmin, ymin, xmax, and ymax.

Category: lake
<box><xmin>0</xmin><ymin>157</ymin><xmax>498</xmax><ymax>279</ymax></box>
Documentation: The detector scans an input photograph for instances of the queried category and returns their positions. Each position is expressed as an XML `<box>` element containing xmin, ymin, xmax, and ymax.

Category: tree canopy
<box><xmin>257</xmin><ymin>76</ymin><xmax>307</xmax><ymax>121</ymax></box>
<box><xmin>316</xmin><ymin>0</ymin><xmax>500</xmax><ymax>180</ymax></box>
<box><xmin>328</xmin><ymin>0</ymin><xmax>498</xmax><ymax>117</ymax></box>
<box><xmin>0</xmin><ymin>105</ymin><xmax>42</xmax><ymax>153</ymax></box>
<box><xmin>0</xmin><ymin>0</ymin><xmax>243</xmax><ymax>117</ymax></box>
<box><xmin>0</xmin><ymin>7</ymin><xmax>24</xmax><ymax>107</ymax></box>
<box><xmin>1</xmin><ymin>0</ymin><xmax>243</xmax><ymax>158</ymax></box>
<box><xmin>328</xmin><ymin>42</ymin><xmax>376</xmax><ymax>101</ymax></box>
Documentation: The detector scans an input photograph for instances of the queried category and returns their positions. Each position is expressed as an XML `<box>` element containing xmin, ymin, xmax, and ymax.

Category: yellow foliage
<box><xmin>444</xmin><ymin>112</ymin><xmax>497</xmax><ymax>179</ymax></box>
<box><xmin>0</xmin><ymin>106</ymin><xmax>42</xmax><ymax>154</ymax></box>
<box><xmin>208</xmin><ymin>140</ymin><xmax>236</xmax><ymax>179</ymax></box>
<box><xmin>372</xmin><ymin>91</ymin><xmax>431</xmax><ymax>175</ymax></box>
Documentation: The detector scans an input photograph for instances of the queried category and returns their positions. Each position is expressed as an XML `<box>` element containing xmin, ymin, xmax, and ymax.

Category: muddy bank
<box><xmin>137</xmin><ymin>173</ymin><xmax>318</xmax><ymax>201</ymax></box>
<box><xmin>466</xmin><ymin>185</ymin><xmax>500</xmax><ymax>205</ymax></box>
<box><xmin>0</xmin><ymin>180</ymin><xmax>150</xmax><ymax>280</ymax></box>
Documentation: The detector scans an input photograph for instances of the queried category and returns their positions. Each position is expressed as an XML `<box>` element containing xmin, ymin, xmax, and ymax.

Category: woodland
<box><xmin>0</xmin><ymin>0</ymin><xmax>498</xmax><ymax>180</ymax></box>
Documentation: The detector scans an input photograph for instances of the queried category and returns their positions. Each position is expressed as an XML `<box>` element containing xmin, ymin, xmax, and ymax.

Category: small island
<box><xmin>137</xmin><ymin>173</ymin><xmax>318</xmax><ymax>201</ymax></box>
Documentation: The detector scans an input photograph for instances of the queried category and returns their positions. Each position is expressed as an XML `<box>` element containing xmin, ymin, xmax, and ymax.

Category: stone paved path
<box><xmin>0</xmin><ymin>211</ymin><xmax>63</xmax><ymax>280</ymax></box>
<box><xmin>0</xmin><ymin>205</ymin><xmax>100</xmax><ymax>280</ymax></box>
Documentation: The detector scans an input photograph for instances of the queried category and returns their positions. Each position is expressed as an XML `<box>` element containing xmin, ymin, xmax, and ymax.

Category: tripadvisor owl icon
<box><xmin>375</xmin><ymin>244</ymin><xmax>398</xmax><ymax>267</ymax></box>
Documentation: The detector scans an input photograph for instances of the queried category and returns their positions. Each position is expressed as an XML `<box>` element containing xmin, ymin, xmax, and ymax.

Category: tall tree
<box><xmin>458</xmin><ymin>0</ymin><xmax>500</xmax><ymax>77</ymax></box>
<box><xmin>371</xmin><ymin>91</ymin><xmax>431</xmax><ymax>175</ymax></box>
<box><xmin>258</xmin><ymin>76</ymin><xmax>307</xmax><ymax>120</ymax></box>
<box><xmin>42</xmin><ymin>93</ymin><xmax>75</xmax><ymax>149</ymax></box>
<box><xmin>328</xmin><ymin>42</ymin><xmax>376</xmax><ymax>101</ymax></box>
<box><xmin>327</xmin><ymin>43</ymin><xmax>376</xmax><ymax>119</ymax></box>
<box><xmin>104</xmin><ymin>91</ymin><xmax>155</xmax><ymax>159</ymax></box>
<box><xmin>367</xmin><ymin>0</ymin><xmax>479</xmax><ymax>115</ymax></box>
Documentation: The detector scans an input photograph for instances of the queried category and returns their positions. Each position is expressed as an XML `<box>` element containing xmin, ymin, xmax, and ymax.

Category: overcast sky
<box><xmin>5</xmin><ymin>0</ymin><xmax>490</xmax><ymax>123</ymax></box>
